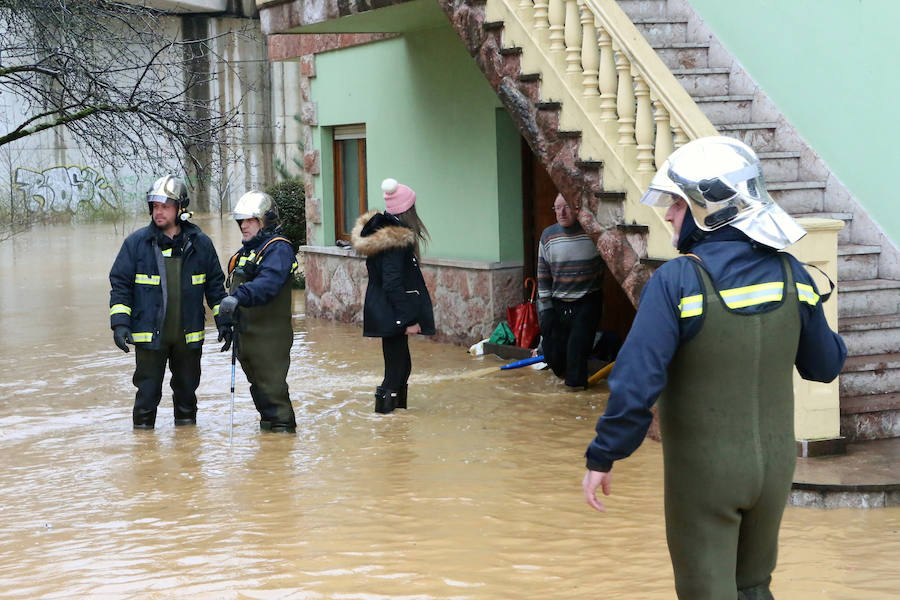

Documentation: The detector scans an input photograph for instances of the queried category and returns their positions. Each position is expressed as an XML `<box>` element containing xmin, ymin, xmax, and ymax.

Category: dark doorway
<box><xmin>520</xmin><ymin>139</ymin><xmax>637</xmax><ymax>346</ymax></box>
<box><xmin>521</xmin><ymin>140</ymin><xmax>559</xmax><ymax>286</ymax></box>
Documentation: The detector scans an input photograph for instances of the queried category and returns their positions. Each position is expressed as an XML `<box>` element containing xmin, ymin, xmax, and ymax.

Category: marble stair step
<box><xmin>840</xmin><ymin>392</ymin><xmax>900</xmax><ymax>441</ymax></box>
<box><xmin>838</xmin><ymin>280</ymin><xmax>900</xmax><ymax>318</ymax></box>
<box><xmin>837</xmin><ymin>244</ymin><xmax>882</xmax><ymax>281</ymax></box>
<box><xmin>632</xmin><ymin>17</ymin><xmax>688</xmax><ymax>45</ymax></box>
<box><xmin>839</xmin><ymin>313</ymin><xmax>900</xmax><ymax>355</ymax></box>
<box><xmin>841</xmin><ymin>353</ymin><xmax>900</xmax><ymax>397</ymax></box>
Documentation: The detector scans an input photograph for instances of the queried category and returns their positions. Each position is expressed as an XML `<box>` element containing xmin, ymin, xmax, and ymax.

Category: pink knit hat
<box><xmin>382</xmin><ymin>178</ymin><xmax>416</xmax><ymax>215</ymax></box>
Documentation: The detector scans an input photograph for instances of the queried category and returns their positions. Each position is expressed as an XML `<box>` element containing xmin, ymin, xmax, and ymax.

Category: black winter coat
<box><xmin>351</xmin><ymin>211</ymin><xmax>435</xmax><ymax>338</ymax></box>
<box><xmin>109</xmin><ymin>221</ymin><xmax>227</xmax><ymax>350</ymax></box>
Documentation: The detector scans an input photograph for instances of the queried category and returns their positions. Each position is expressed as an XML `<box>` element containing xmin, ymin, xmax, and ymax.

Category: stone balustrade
<box><xmin>490</xmin><ymin>0</ymin><xmax>718</xmax><ymax>259</ymax></box>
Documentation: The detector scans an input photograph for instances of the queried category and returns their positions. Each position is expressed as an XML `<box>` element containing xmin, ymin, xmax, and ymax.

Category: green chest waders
<box><xmin>229</xmin><ymin>244</ymin><xmax>296</xmax><ymax>431</ymax></box>
<box><xmin>659</xmin><ymin>256</ymin><xmax>800</xmax><ymax>600</ymax></box>
<box><xmin>161</xmin><ymin>256</ymin><xmax>183</xmax><ymax>344</ymax></box>
<box><xmin>133</xmin><ymin>255</ymin><xmax>202</xmax><ymax>427</ymax></box>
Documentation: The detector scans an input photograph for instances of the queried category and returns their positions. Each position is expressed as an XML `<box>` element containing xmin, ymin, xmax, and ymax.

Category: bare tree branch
<box><xmin>0</xmin><ymin>0</ymin><xmax>248</xmax><ymax>178</ymax></box>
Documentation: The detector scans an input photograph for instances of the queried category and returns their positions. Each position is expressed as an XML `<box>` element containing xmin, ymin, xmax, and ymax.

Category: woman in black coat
<box><xmin>351</xmin><ymin>178</ymin><xmax>435</xmax><ymax>413</ymax></box>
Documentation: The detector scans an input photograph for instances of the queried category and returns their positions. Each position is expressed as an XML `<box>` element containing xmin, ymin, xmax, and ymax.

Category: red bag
<box><xmin>506</xmin><ymin>277</ymin><xmax>540</xmax><ymax>349</ymax></box>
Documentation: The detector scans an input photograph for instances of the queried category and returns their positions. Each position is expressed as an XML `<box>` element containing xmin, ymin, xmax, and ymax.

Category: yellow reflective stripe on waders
<box><xmin>134</xmin><ymin>274</ymin><xmax>160</xmax><ymax>285</ymax></box>
<box><xmin>796</xmin><ymin>283</ymin><xmax>819</xmax><ymax>306</ymax></box>
<box><xmin>679</xmin><ymin>294</ymin><xmax>703</xmax><ymax>318</ymax></box>
<box><xmin>213</xmin><ymin>304</ymin><xmax>220</xmax><ymax>316</ymax></box>
<box><xmin>161</xmin><ymin>248</ymin><xmax>172</xmax><ymax>257</ymax></box>
<box><xmin>719</xmin><ymin>282</ymin><xmax>783</xmax><ymax>309</ymax></box>
<box><xmin>109</xmin><ymin>304</ymin><xmax>131</xmax><ymax>316</ymax></box>
<box><xmin>185</xmin><ymin>331</ymin><xmax>205</xmax><ymax>344</ymax></box>
<box><xmin>191</xmin><ymin>273</ymin><xmax>206</xmax><ymax>285</ymax></box>
<box><xmin>132</xmin><ymin>332</ymin><xmax>153</xmax><ymax>342</ymax></box>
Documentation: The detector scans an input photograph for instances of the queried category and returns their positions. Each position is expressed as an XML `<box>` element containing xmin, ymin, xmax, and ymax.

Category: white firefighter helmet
<box><xmin>231</xmin><ymin>190</ymin><xmax>279</xmax><ymax>227</ymax></box>
<box><xmin>146</xmin><ymin>175</ymin><xmax>189</xmax><ymax>213</ymax></box>
<box><xmin>640</xmin><ymin>136</ymin><xmax>806</xmax><ymax>249</ymax></box>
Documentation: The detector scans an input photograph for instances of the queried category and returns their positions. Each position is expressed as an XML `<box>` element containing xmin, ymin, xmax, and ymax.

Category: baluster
<box><xmin>548</xmin><ymin>0</ymin><xmax>565</xmax><ymax>55</ymax></box>
<box><xmin>533</xmin><ymin>0</ymin><xmax>550</xmax><ymax>38</ymax></box>
<box><xmin>597</xmin><ymin>27</ymin><xmax>618</xmax><ymax>129</ymax></box>
<box><xmin>579</xmin><ymin>4</ymin><xmax>600</xmax><ymax>105</ymax></box>
<box><xmin>564</xmin><ymin>0</ymin><xmax>582</xmax><ymax>83</ymax></box>
<box><xmin>653</xmin><ymin>99</ymin><xmax>674</xmax><ymax>169</ymax></box>
<box><xmin>672</xmin><ymin>121</ymin><xmax>689</xmax><ymax>149</ymax></box>
<box><xmin>634</xmin><ymin>73</ymin><xmax>655</xmax><ymax>172</ymax></box>
<box><xmin>615</xmin><ymin>48</ymin><xmax>635</xmax><ymax>147</ymax></box>
<box><xmin>518</xmin><ymin>0</ymin><xmax>534</xmax><ymax>29</ymax></box>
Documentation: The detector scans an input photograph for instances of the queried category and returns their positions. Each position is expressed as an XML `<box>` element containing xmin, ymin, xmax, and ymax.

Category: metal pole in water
<box><xmin>230</xmin><ymin>345</ymin><xmax>235</xmax><ymax>445</ymax></box>
<box><xmin>229</xmin><ymin>316</ymin><xmax>238</xmax><ymax>445</ymax></box>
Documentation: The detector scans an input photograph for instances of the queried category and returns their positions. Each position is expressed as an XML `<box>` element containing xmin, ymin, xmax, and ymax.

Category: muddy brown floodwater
<box><xmin>0</xmin><ymin>216</ymin><xmax>897</xmax><ymax>599</ymax></box>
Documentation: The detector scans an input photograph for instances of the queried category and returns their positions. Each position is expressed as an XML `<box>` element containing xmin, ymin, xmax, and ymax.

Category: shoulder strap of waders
<box><xmin>227</xmin><ymin>250</ymin><xmax>241</xmax><ymax>275</ymax></box>
<box><xmin>796</xmin><ymin>259</ymin><xmax>835</xmax><ymax>304</ymax></box>
<box><xmin>256</xmin><ymin>236</ymin><xmax>292</xmax><ymax>265</ymax></box>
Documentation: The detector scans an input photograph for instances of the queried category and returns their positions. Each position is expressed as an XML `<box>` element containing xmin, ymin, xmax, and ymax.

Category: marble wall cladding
<box><xmin>302</xmin><ymin>249</ymin><xmax>524</xmax><ymax>346</ymax></box>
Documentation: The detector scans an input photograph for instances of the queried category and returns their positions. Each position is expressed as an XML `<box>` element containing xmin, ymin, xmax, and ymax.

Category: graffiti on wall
<box><xmin>14</xmin><ymin>166</ymin><xmax>119</xmax><ymax>213</ymax></box>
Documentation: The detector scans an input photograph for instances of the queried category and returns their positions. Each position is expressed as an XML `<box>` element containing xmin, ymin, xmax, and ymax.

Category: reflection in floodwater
<box><xmin>0</xmin><ymin>219</ymin><xmax>898</xmax><ymax>599</ymax></box>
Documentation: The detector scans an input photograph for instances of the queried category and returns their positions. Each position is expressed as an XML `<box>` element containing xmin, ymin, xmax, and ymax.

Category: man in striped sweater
<box><xmin>537</xmin><ymin>194</ymin><xmax>606</xmax><ymax>389</ymax></box>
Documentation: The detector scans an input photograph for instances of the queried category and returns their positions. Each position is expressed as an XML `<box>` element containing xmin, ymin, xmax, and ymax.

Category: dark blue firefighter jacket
<box><xmin>585</xmin><ymin>225</ymin><xmax>847</xmax><ymax>471</ymax></box>
<box><xmin>109</xmin><ymin>221</ymin><xmax>228</xmax><ymax>350</ymax></box>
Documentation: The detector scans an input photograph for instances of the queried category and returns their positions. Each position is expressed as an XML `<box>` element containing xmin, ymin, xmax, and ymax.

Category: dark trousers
<box><xmin>540</xmin><ymin>292</ymin><xmax>602</xmax><ymax>388</ymax></box>
<box><xmin>133</xmin><ymin>340</ymin><xmax>201</xmax><ymax>426</ymax></box>
<box><xmin>381</xmin><ymin>334</ymin><xmax>411</xmax><ymax>390</ymax></box>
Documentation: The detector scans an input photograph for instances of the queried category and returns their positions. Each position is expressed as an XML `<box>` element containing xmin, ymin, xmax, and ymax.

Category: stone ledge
<box><xmin>790</xmin><ymin>438</ymin><xmax>900</xmax><ymax>508</ymax></box>
<box><xmin>789</xmin><ymin>489</ymin><xmax>900</xmax><ymax>509</ymax></box>
<box><xmin>299</xmin><ymin>245</ymin><xmax>524</xmax><ymax>270</ymax></box>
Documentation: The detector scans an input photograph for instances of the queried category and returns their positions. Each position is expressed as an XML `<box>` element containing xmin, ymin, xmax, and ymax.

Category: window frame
<box><xmin>332</xmin><ymin>124</ymin><xmax>368</xmax><ymax>242</ymax></box>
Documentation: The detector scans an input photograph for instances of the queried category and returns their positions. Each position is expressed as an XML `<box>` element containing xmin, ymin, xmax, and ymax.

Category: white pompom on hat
<box><xmin>382</xmin><ymin>178</ymin><xmax>416</xmax><ymax>215</ymax></box>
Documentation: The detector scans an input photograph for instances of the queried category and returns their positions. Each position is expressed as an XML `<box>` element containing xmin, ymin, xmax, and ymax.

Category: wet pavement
<box><xmin>0</xmin><ymin>217</ymin><xmax>898</xmax><ymax>599</ymax></box>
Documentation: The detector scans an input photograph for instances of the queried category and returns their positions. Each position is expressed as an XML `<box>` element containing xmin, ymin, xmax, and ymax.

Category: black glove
<box><xmin>113</xmin><ymin>325</ymin><xmax>133</xmax><ymax>353</ymax></box>
<box><xmin>219</xmin><ymin>295</ymin><xmax>239</xmax><ymax>323</ymax></box>
<box><xmin>217</xmin><ymin>323</ymin><xmax>233</xmax><ymax>352</ymax></box>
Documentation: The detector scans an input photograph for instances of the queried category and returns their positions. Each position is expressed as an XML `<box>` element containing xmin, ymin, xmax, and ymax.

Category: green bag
<box><xmin>488</xmin><ymin>321</ymin><xmax>515</xmax><ymax>345</ymax></box>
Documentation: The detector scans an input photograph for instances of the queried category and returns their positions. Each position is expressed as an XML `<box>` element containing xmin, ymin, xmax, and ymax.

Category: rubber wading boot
<box><xmin>374</xmin><ymin>386</ymin><xmax>396</xmax><ymax>414</ymax></box>
<box><xmin>396</xmin><ymin>384</ymin><xmax>408</xmax><ymax>410</ymax></box>
<box><xmin>259</xmin><ymin>420</ymin><xmax>272</xmax><ymax>431</ymax></box>
<box><xmin>174</xmin><ymin>415</ymin><xmax>196</xmax><ymax>426</ymax></box>
<box><xmin>738</xmin><ymin>582</ymin><xmax>775</xmax><ymax>600</ymax></box>
<box><xmin>133</xmin><ymin>407</ymin><xmax>157</xmax><ymax>430</ymax></box>
<box><xmin>269</xmin><ymin>423</ymin><xmax>296</xmax><ymax>434</ymax></box>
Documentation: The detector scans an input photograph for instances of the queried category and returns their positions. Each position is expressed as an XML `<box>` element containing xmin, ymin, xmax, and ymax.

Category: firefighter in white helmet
<box><xmin>582</xmin><ymin>137</ymin><xmax>846</xmax><ymax>599</ymax></box>
<box><xmin>218</xmin><ymin>191</ymin><xmax>298</xmax><ymax>433</ymax></box>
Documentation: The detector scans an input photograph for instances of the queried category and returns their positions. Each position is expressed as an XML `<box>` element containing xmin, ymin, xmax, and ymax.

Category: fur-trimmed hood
<box><xmin>350</xmin><ymin>210</ymin><xmax>416</xmax><ymax>257</ymax></box>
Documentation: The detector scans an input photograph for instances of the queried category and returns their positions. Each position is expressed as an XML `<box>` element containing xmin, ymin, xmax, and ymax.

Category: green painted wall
<box><xmin>689</xmin><ymin>0</ymin><xmax>899</xmax><ymax>244</ymax></box>
<box><xmin>310</xmin><ymin>26</ymin><xmax>523</xmax><ymax>262</ymax></box>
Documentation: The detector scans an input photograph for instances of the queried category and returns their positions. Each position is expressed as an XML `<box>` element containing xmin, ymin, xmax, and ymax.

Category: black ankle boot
<box><xmin>375</xmin><ymin>386</ymin><xmax>396</xmax><ymax>414</ymax></box>
<box><xmin>395</xmin><ymin>385</ymin><xmax>408</xmax><ymax>409</ymax></box>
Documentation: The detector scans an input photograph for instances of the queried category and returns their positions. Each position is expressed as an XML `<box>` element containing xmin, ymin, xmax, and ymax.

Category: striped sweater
<box><xmin>537</xmin><ymin>223</ymin><xmax>604</xmax><ymax>312</ymax></box>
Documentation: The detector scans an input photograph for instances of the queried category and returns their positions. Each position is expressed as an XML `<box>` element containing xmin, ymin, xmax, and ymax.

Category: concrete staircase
<box><xmin>615</xmin><ymin>0</ymin><xmax>900</xmax><ymax>441</ymax></box>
